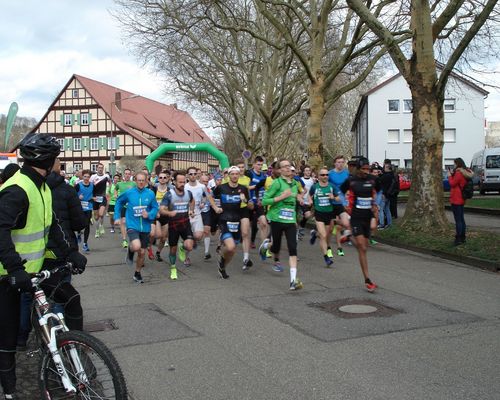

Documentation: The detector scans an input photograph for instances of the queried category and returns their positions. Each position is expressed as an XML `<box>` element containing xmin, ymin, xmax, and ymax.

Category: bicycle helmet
<box><xmin>19</xmin><ymin>133</ymin><xmax>60</xmax><ymax>170</ymax></box>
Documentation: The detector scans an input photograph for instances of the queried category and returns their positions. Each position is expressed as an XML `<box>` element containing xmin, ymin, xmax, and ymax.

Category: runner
<box><xmin>308</xmin><ymin>167</ymin><xmax>340</xmax><ymax>267</ymax></box>
<box><xmin>246</xmin><ymin>156</ymin><xmax>269</xmax><ymax>250</ymax></box>
<box><xmin>234</xmin><ymin>160</ymin><xmax>253</xmax><ymax>269</ymax></box>
<box><xmin>298</xmin><ymin>165</ymin><xmax>315</xmax><ymax>239</ymax></box>
<box><xmin>261</xmin><ymin>159</ymin><xmax>304</xmax><ymax>290</ymax></box>
<box><xmin>212</xmin><ymin>166</ymin><xmax>251</xmax><ymax>278</ymax></box>
<box><xmin>149</xmin><ymin>170</ymin><xmax>172</xmax><ymax>262</ymax></box>
<box><xmin>159</xmin><ymin>171</ymin><xmax>196</xmax><ymax>280</ymax></box>
<box><xmin>107</xmin><ymin>174</ymin><xmax>120</xmax><ymax>233</ymax></box>
<box><xmin>90</xmin><ymin>163</ymin><xmax>111</xmax><ymax>238</ymax></box>
<box><xmin>199</xmin><ymin>174</ymin><xmax>223</xmax><ymax>260</ymax></box>
<box><xmin>74</xmin><ymin>170</ymin><xmax>94</xmax><ymax>253</ymax></box>
<box><xmin>114</xmin><ymin>168</ymin><xmax>136</xmax><ymax>248</ymax></box>
<box><xmin>114</xmin><ymin>172</ymin><xmax>158</xmax><ymax>283</ymax></box>
<box><xmin>345</xmin><ymin>157</ymin><xmax>379</xmax><ymax>292</ymax></box>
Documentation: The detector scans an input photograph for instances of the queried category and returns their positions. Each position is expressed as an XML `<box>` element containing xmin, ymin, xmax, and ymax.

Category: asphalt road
<box><xmin>5</xmin><ymin>220</ymin><xmax>500</xmax><ymax>400</ymax></box>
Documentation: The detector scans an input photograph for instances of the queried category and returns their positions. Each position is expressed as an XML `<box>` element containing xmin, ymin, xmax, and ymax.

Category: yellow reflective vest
<box><xmin>0</xmin><ymin>170</ymin><xmax>52</xmax><ymax>275</ymax></box>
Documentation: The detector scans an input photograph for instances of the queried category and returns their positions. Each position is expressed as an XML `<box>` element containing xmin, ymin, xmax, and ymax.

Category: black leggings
<box><xmin>0</xmin><ymin>282</ymin><xmax>20</xmax><ymax>394</ymax></box>
<box><xmin>83</xmin><ymin>210</ymin><xmax>92</xmax><ymax>243</ymax></box>
<box><xmin>270</xmin><ymin>221</ymin><xmax>297</xmax><ymax>256</ymax></box>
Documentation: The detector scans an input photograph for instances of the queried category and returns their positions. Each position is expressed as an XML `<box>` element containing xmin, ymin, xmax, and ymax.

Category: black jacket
<box><xmin>45</xmin><ymin>172</ymin><xmax>87</xmax><ymax>260</ymax></box>
<box><xmin>380</xmin><ymin>171</ymin><xmax>396</xmax><ymax>196</ymax></box>
<box><xmin>0</xmin><ymin>166</ymin><xmax>70</xmax><ymax>273</ymax></box>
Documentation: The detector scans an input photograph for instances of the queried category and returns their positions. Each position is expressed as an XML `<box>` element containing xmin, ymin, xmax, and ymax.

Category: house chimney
<box><xmin>115</xmin><ymin>92</ymin><xmax>122</xmax><ymax>111</ymax></box>
<box><xmin>172</xmin><ymin>103</ymin><xmax>177</xmax><ymax>109</ymax></box>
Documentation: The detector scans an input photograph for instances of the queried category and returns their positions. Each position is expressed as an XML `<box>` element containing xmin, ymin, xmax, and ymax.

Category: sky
<box><xmin>1</xmin><ymin>0</ymin><xmax>500</xmax><ymax>128</ymax></box>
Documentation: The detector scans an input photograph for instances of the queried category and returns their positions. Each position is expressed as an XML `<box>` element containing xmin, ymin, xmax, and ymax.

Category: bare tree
<box><xmin>347</xmin><ymin>0</ymin><xmax>499</xmax><ymax>231</ymax></box>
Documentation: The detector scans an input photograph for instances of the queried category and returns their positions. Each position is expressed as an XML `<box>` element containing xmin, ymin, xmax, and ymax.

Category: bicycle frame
<box><xmin>31</xmin><ymin>267</ymin><xmax>90</xmax><ymax>394</ymax></box>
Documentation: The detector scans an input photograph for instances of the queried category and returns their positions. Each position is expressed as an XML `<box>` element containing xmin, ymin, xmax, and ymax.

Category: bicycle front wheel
<box><xmin>39</xmin><ymin>330</ymin><xmax>128</xmax><ymax>400</ymax></box>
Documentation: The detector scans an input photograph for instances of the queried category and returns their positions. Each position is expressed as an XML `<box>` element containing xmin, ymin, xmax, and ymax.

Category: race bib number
<box><xmin>95</xmin><ymin>196</ymin><xmax>104</xmax><ymax>203</ymax></box>
<box><xmin>201</xmin><ymin>201</ymin><xmax>210</xmax><ymax>213</ymax></box>
<box><xmin>174</xmin><ymin>202</ymin><xmax>188</xmax><ymax>213</ymax></box>
<box><xmin>133</xmin><ymin>205</ymin><xmax>147</xmax><ymax>217</ymax></box>
<box><xmin>80</xmin><ymin>201</ymin><xmax>89</xmax><ymax>210</ymax></box>
<box><xmin>355</xmin><ymin>197</ymin><xmax>372</xmax><ymax>209</ymax></box>
<box><xmin>279</xmin><ymin>208</ymin><xmax>294</xmax><ymax>221</ymax></box>
<box><xmin>227</xmin><ymin>221</ymin><xmax>240</xmax><ymax>233</ymax></box>
<box><xmin>318</xmin><ymin>197</ymin><xmax>330</xmax><ymax>207</ymax></box>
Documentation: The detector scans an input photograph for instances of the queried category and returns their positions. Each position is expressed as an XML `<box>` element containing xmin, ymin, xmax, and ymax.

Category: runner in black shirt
<box><xmin>212</xmin><ymin>166</ymin><xmax>251</xmax><ymax>279</ymax></box>
<box><xmin>90</xmin><ymin>163</ymin><xmax>110</xmax><ymax>238</ymax></box>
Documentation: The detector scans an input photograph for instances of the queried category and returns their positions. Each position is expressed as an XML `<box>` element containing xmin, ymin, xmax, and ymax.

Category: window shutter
<box><xmin>99</xmin><ymin>138</ymin><xmax>105</xmax><ymax>150</ymax></box>
<box><xmin>103</xmin><ymin>138</ymin><xmax>108</xmax><ymax>150</ymax></box>
<box><xmin>60</xmin><ymin>115</ymin><xmax>65</xmax><ymax>126</ymax></box>
<box><xmin>70</xmin><ymin>115</ymin><xmax>75</xmax><ymax>125</ymax></box>
<box><xmin>88</xmin><ymin>113</ymin><xmax>92</xmax><ymax>125</ymax></box>
<box><xmin>76</xmin><ymin>114</ymin><xmax>80</xmax><ymax>126</ymax></box>
<box><xmin>115</xmin><ymin>137</ymin><xmax>120</xmax><ymax>149</ymax></box>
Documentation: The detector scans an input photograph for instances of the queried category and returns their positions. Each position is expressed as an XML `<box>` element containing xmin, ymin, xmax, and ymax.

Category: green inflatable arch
<box><xmin>145</xmin><ymin>142</ymin><xmax>230</xmax><ymax>172</ymax></box>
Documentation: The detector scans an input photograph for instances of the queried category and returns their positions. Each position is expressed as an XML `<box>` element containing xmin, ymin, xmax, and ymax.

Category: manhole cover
<box><xmin>310</xmin><ymin>298</ymin><xmax>402</xmax><ymax>319</ymax></box>
<box><xmin>339</xmin><ymin>304</ymin><xmax>378</xmax><ymax>314</ymax></box>
<box><xmin>84</xmin><ymin>319</ymin><xmax>117</xmax><ymax>333</ymax></box>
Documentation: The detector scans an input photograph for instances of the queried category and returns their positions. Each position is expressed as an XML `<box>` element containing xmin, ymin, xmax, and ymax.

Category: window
<box><xmin>73</xmin><ymin>163</ymin><xmax>82</xmax><ymax>172</ymax></box>
<box><xmin>90</xmin><ymin>137</ymin><xmax>99</xmax><ymax>151</ymax></box>
<box><xmin>403</xmin><ymin>129</ymin><xmax>412</xmax><ymax>143</ymax></box>
<box><xmin>80</xmin><ymin>113</ymin><xmax>90</xmax><ymax>125</ymax></box>
<box><xmin>444</xmin><ymin>128</ymin><xmax>456</xmax><ymax>143</ymax></box>
<box><xmin>486</xmin><ymin>155</ymin><xmax>500</xmax><ymax>169</ymax></box>
<box><xmin>63</xmin><ymin>114</ymin><xmax>73</xmax><ymax>126</ymax></box>
<box><xmin>388</xmin><ymin>100</ymin><xmax>399</xmax><ymax>113</ymax></box>
<box><xmin>73</xmin><ymin>138</ymin><xmax>82</xmax><ymax>151</ymax></box>
<box><xmin>388</xmin><ymin>129</ymin><xmax>400</xmax><ymax>143</ymax></box>
<box><xmin>72</xmin><ymin>89</ymin><xmax>79</xmax><ymax>98</ymax></box>
<box><xmin>90</xmin><ymin>163</ymin><xmax>98</xmax><ymax>172</ymax></box>
<box><xmin>403</xmin><ymin>99</ymin><xmax>413</xmax><ymax>113</ymax></box>
<box><xmin>57</xmin><ymin>138</ymin><xmax>64</xmax><ymax>151</ymax></box>
<box><xmin>405</xmin><ymin>159</ymin><xmax>412</xmax><ymax>169</ymax></box>
<box><xmin>444</xmin><ymin>159</ymin><xmax>455</xmax><ymax>169</ymax></box>
<box><xmin>108</xmin><ymin>137</ymin><xmax>117</xmax><ymax>150</ymax></box>
<box><xmin>444</xmin><ymin>99</ymin><xmax>455</xmax><ymax>112</ymax></box>
<box><xmin>390</xmin><ymin>159</ymin><xmax>400</xmax><ymax>167</ymax></box>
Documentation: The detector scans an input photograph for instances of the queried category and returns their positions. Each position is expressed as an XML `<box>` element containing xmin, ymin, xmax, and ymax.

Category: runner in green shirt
<box><xmin>261</xmin><ymin>159</ymin><xmax>304</xmax><ymax>290</ymax></box>
<box><xmin>107</xmin><ymin>174</ymin><xmax>120</xmax><ymax>233</ymax></box>
<box><xmin>309</xmin><ymin>167</ymin><xmax>340</xmax><ymax>267</ymax></box>
<box><xmin>114</xmin><ymin>168</ymin><xmax>136</xmax><ymax>247</ymax></box>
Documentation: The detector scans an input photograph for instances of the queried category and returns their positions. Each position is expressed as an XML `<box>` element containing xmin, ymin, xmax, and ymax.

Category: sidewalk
<box><xmin>6</xmin><ymin>225</ymin><xmax>500</xmax><ymax>399</ymax></box>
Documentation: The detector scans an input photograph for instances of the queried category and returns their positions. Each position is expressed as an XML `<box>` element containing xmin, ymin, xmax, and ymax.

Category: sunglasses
<box><xmin>159</xmin><ymin>177</ymin><xmax>168</xmax><ymax>179</ymax></box>
<box><xmin>319</xmin><ymin>174</ymin><xmax>328</xmax><ymax>176</ymax></box>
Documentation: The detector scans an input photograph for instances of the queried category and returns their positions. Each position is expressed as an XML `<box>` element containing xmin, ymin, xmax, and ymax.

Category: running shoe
<box><xmin>122</xmin><ymin>240</ymin><xmax>128</xmax><ymax>248</ymax></box>
<box><xmin>204</xmin><ymin>253</ymin><xmax>211</xmax><ymax>260</ymax></box>
<box><xmin>4</xmin><ymin>394</ymin><xmax>18</xmax><ymax>400</ymax></box>
<box><xmin>298</xmin><ymin>228</ymin><xmax>305</xmax><ymax>237</ymax></box>
<box><xmin>218</xmin><ymin>266</ymin><xmax>229</xmax><ymax>279</ymax></box>
<box><xmin>215</xmin><ymin>244</ymin><xmax>221</xmax><ymax>254</ymax></box>
<box><xmin>310</xmin><ymin>229</ymin><xmax>317</xmax><ymax>245</ymax></box>
<box><xmin>110</xmin><ymin>228</ymin><xmax>115</xmax><ymax>233</ymax></box>
<box><xmin>337</xmin><ymin>248</ymin><xmax>345</xmax><ymax>257</ymax></box>
<box><xmin>133</xmin><ymin>271</ymin><xmax>144</xmax><ymax>283</ymax></box>
<box><xmin>250</xmin><ymin>242</ymin><xmax>256</xmax><ymax>249</ymax></box>
<box><xmin>95</xmin><ymin>231</ymin><xmax>100</xmax><ymax>239</ymax></box>
<box><xmin>242</xmin><ymin>258</ymin><xmax>253</xmax><ymax>271</ymax></box>
<box><xmin>377</xmin><ymin>225</ymin><xmax>386</xmax><ymax>230</ymax></box>
<box><xmin>183</xmin><ymin>257</ymin><xmax>191</xmax><ymax>267</ymax></box>
<box><xmin>266</xmin><ymin>249</ymin><xmax>272</xmax><ymax>258</ymax></box>
<box><xmin>272</xmin><ymin>261</ymin><xmax>283</xmax><ymax>272</ymax></box>
<box><xmin>99</xmin><ymin>225</ymin><xmax>105</xmax><ymax>235</ymax></box>
<box><xmin>178</xmin><ymin>244</ymin><xmax>186</xmax><ymax>262</ymax></box>
<box><xmin>326</xmin><ymin>248</ymin><xmax>333</xmax><ymax>258</ymax></box>
<box><xmin>82</xmin><ymin>243</ymin><xmax>90</xmax><ymax>253</ymax></box>
<box><xmin>259</xmin><ymin>238</ymin><xmax>270</xmax><ymax>261</ymax></box>
<box><xmin>155</xmin><ymin>252</ymin><xmax>163</xmax><ymax>262</ymax></box>
<box><xmin>289</xmin><ymin>279</ymin><xmax>303</xmax><ymax>291</ymax></box>
<box><xmin>365</xmin><ymin>282</ymin><xmax>377</xmax><ymax>293</ymax></box>
<box><xmin>369</xmin><ymin>238</ymin><xmax>378</xmax><ymax>245</ymax></box>
<box><xmin>170</xmin><ymin>268</ymin><xmax>178</xmax><ymax>280</ymax></box>
<box><xmin>324</xmin><ymin>255</ymin><xmax>334</xmax><ymax>267</ymax></box>
<box><xmin>147</xmin><ymin>246</ymin><xmax>154</xmax><ymax>260</ymax></box>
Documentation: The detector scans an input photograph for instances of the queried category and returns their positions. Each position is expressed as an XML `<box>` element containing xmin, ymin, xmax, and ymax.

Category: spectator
<box><xmin>447</xmin><ymin>157</ymin><xmax>473</xmax><ymax>245</ymax></box>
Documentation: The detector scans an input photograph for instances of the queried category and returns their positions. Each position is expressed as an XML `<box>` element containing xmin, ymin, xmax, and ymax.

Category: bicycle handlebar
<box><xmin>0</xmin><ymin>262</ymin><xmax>74</xmax><ymax>286</ymax></box>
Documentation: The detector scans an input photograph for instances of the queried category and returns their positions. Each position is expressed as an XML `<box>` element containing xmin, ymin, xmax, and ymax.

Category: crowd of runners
<box><xmin>67</xmin><ymin>154</ymin><xmax>390</xmax><ymax>293</ymax></box>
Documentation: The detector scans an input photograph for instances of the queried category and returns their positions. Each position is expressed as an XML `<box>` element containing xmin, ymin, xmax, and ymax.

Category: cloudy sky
<box><xmin>1</xmin><ymin>0</ymin><xmax>499</xmax><ymax>126</ymax></box>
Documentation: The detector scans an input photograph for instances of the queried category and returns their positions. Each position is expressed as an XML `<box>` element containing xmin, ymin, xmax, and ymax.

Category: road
<box><xmin>6</xmin><ymin>221</ymin><xmax>500</xmax><ymax>400</ymax></box>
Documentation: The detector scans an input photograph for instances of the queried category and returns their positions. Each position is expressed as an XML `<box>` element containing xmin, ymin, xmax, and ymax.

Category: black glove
<box><xmin>67</xmin><ymin>251</ymin><xmax>87</xmax><ymax>274</ymax></box>
<box><xmin>8</xmin><ymin>268</ymin><xmax>32</xmax><ymax>292</ymax></box>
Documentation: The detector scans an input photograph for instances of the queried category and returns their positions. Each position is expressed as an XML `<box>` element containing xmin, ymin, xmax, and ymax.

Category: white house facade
<box><xmin>352</xmin><ymin>71</ymin><xmax>488</xmax><ymax>169</ymax></box>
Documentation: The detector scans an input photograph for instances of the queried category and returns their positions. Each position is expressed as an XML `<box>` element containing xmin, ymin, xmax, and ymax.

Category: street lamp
<box><xmin>109</xmin><ymin>94</ymin><xmax>139</xmax><ymax>175</ymax></box>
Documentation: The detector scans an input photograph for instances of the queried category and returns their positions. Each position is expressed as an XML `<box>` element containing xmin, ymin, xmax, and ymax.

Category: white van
<box><xmin>470</xmin><ymin>147</ymin><xmax>500</xmax><ymax>194</ymax></box>
<box><xmin>0</xmin><ymin>153</ymin><xmax>18</xmax><ymax>173</ymax></box>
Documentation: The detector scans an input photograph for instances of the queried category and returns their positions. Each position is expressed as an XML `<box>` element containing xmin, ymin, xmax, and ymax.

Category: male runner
<box><xmin>90</xmin><ymin>163</ymin><xmax>110</xmax><ymax>238</ymax></box>
<box><xmin>75</xmin><ymin>170</ymin><xmax>94</xmax><ymax>253</ymax></box>
<box><xmin>114</xmin><ymin>169</ymin><xmax>136</xmax><ymax>248</ymax></box>
<box><xmin>212</xmin><ymin>166</ymin><xmax>251</xmax><ymax>278</ymax></box>
<box><xmin>246</xmin><ymin>156</ymin><xmax>269</xmax><ymax>250</ymax></box>
<box><xmin>160</xmin><ymin>172</ymin><xmax>196</xmax><ymax>280</ymax></box>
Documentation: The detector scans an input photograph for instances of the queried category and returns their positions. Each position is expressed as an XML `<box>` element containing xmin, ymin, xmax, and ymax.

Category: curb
<box><xmin>397</xmin><ymin>198</ymin><xmax>500</xmax><ymax>216</ymax></box>
<box><xmin>373</xmin><ymin>236</ymin><xmax>500</xmax><ymax>273</ymax></box>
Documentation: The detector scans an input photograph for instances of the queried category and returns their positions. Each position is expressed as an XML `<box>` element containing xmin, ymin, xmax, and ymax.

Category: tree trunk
<box><xmin>307</xmin><ymin>70</ymin><xmax>326</xmax><ymax>171</ymax></box>
<box><xmin>401</xmin><ymin>80</ymin><xmax>448</xmax><ymax>232</ymax></box>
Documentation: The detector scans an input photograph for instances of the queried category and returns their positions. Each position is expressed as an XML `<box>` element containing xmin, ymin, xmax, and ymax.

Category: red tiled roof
<box><xmin>74</xmin><ymin>74</ymin><xmax>213</xmax><ymax>148</ymax></box>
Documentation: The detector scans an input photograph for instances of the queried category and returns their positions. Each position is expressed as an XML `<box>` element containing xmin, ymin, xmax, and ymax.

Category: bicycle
<box><xmin>3</xmin><ymin>264</ymin><xmax>128</xmax><ymax>399</ymax></box>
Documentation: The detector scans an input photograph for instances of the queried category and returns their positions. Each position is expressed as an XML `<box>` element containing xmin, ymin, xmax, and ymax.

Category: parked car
<box><xmin>470</xmin><ymin>147</ymin><xmax>500</xmax><ymax>194</ymax></box>
<box><xmin>443</xmin><ymin>170</ymin><xmax>450</xmax><ymax>192</ymax></box>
